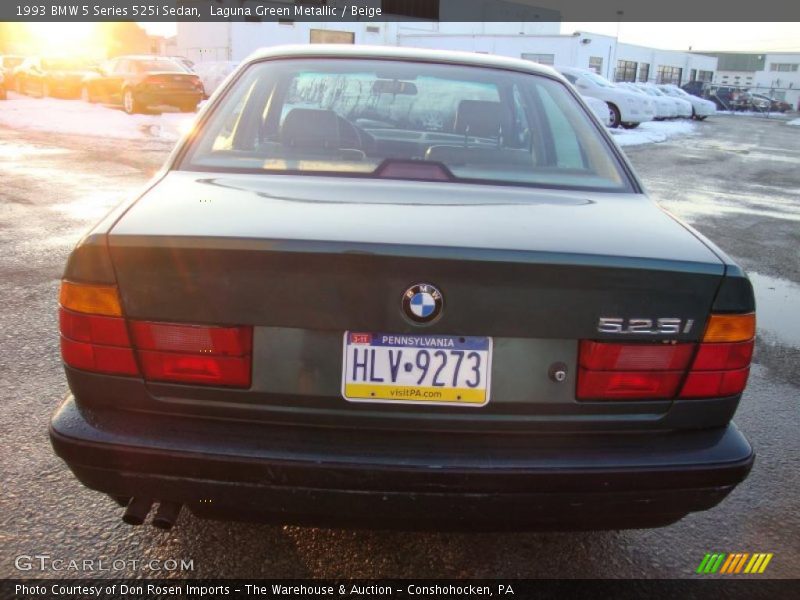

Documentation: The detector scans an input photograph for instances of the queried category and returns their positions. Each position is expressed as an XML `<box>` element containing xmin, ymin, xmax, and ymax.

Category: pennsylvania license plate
<box><xmin>341</xmin><ymin>332</ymin><xmax>492</xmax><ymax>406</ymax></box>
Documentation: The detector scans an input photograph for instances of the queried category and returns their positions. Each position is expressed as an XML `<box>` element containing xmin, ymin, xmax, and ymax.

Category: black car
<box><xmin>12</xmin><ymin>56</ymin><xmax>92</xmax><ymax>98</ymax></box>
<box><xmin>50</xmin><ymin>46</ymin><xmax>756</xmax><ymax>532</ymax></box>
<box><xmin>81</xmin><ymin>55</ymin><xmax>205</xmax><ymax>114</ymax></box>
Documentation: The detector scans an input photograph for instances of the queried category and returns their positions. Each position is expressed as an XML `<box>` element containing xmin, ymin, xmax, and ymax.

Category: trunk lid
<box><xmin>105</xmin><ymin>172</ymin><xmax>725</xmax><ymax>429</ymax></box>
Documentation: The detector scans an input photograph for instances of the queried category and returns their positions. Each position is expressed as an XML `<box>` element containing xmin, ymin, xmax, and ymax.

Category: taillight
<box><xmin>577</xmin><ymin>313</ymin><xmax>755</xmax><ymax>401</ymax></box>
<box><xmin>59</xmin><ymin>282</ymin><xmax>137</xmax><ymax>376</ymax></box>
<box><xmin>679</xmin><ymin>313</ymin><xmax>755</xmax><ymax>399</ymax></box>
<box><xmin>577</xmin><ymin>341</ymin><xmax>692</xmax><ymax>400</ymax></box>
<box><xmin>131</xmin><ymin>321</ymin><xmax>252</xmax><ymax>388</ymax></box>
<box><xmin>59</xmin><ymin>281</ymin><xmax>252</xmax><ymax>388</ymax></box>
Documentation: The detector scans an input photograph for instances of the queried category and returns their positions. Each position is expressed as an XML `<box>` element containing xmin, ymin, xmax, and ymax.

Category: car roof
<box><xmin>244</xmin><ymin>44</ymin><xmax>563</xmax><ymax>81</ymax></box>
<box><xmin>112</xmin><ymin>55</ymin><xmax>180</xmax><ymax>61</ymax></box>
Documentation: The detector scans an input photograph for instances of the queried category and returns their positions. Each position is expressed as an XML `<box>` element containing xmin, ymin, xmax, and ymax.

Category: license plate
<box><xmin>341</xmin><ymin>332</ymin><xmax>492</xmax><ymax>406</ymax></box>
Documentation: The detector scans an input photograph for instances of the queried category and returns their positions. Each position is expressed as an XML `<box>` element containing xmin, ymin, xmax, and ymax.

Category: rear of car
<box><xmin>660</xmin><ymin>84</ymin><xmax>716</xmax><ymax>119</ymax></box>
<box><xmin>50</xmin><ymin>46</ymin><xmax>755</xmax><ymax>531</ymax></box>
<box><xmin>126</xmin><ymin>58</ymin><xmax>204</xmax><ymax>112</ymax></box>
<box><xmin>556</xmin><ymin>66</ymin><xmax>651</xmax><ymax>129</ymax></box>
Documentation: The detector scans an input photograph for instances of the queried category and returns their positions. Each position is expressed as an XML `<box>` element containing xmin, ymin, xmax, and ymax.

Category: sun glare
<box><xmin>23</xmin><ymin>22</ymin><xmax>104</xmax><ymax>58</ymax></box>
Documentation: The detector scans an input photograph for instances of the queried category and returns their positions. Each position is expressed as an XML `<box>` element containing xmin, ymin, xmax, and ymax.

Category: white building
<box><xmin>176</xmin><ymin>19</ymin><xmax>715</xmax><ymax>87</ymax></box>
<box><xmin>175</xmin><ymin>0</ymin><xmax>561</xmax><ymax>62</ymax></box>
<box><xmin>395</xmin><ymin>31</ymin><xmax>716</xmax><ymax>85</ymax></box>
<box><xmin>703</xmin><ymin>52</ymin><xmax>800</xmax><ymax>108</ymax></box>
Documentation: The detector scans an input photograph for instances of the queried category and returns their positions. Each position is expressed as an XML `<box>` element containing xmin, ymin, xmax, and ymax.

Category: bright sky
<box><xmin>140</xmin><ymin>22</ymin><xmax>800</xmax><ymax>53</ymax></box>
<box><xmin>561</xmin><ymin>22</ymin><xmax>800</xmax><ymax>52</ymax></box>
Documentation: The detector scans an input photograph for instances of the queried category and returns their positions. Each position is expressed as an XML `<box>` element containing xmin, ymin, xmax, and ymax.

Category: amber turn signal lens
<box><xmin>702</xmin><ymin>313</ymin><xmax>755</xmax><ymax>343</ymax></box>
<box><xmin>59</xmin><ymin>281</ymin><xmax>123</xmax><ymax>317</ymax></box>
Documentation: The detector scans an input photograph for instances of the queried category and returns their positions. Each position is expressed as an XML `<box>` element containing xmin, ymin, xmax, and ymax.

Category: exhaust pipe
<box><xmin>122</xmin><ymin>497</ymin><xmax>153</xmax><ymax>526</ymax></box>
<box><xmin>152</xmin><ymin>502</ymin><xmax>183</xmax><ymax>530</ymax></box>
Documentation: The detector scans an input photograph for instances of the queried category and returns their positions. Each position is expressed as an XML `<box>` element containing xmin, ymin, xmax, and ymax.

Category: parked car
<box><xmin>51</xmin><ymin>45</ymin><xmax>756</xmax><ymax>532</ymax></box>
<box><xmin>165</xmin><ymin>55</ymin><xmax>196</xmax><ymax>72</ymax></box>
<box><xmin>192</xmin><ymin>60</ymin><xmax>240</xmax><ymax>98</ymax></box>
<box><xmin>750</xmin><ymin>93</ymin><xmax>791</xmax><ymax>113</ymax></box>
<box><xmin>0</xmin><ymin>54</ymin><xmax>24</xmax><ymax>90</ymax></box>
<box><xmin>582</xmin><ymin>94</ymin><xmax>613</xmax><ymax>126</ymax></box>
<box><xmin>658</xmin><ymin>84</ymin><xmax>716</xmax><ymax>120</ymax></box>
<box><xmin>617</xmin><ymin>82</ymin><xmax>674</xmax><ymax>120</ymax></box>
<box><xmin>81</xmin><ymin>55</ymin><xmax>205</xmax><ymax>114</ymax></box>
<box><xmin>555</xmin><ymin>66</ymin><xmax>653</xmax><ymax>129</ymax></box>
<box><xmin>683</xmin><ymin>82</ymin><xmax>750</xmax><ymax>112</ymax></box>
<box><xmin>637</xmin><ymin>83</ymin><xmax>691</xmax><ymax>118</ymax></box>
<box><xmin>12</xmin><ymin>56</ymin><xmax>93</xmax><ymax>98</ymax></box>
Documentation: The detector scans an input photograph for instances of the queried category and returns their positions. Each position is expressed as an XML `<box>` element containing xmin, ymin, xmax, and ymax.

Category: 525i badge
<box><xmin>598</xmin><ymin>317</ymin><xmax>695</xmax><ymax>335</ymax></box>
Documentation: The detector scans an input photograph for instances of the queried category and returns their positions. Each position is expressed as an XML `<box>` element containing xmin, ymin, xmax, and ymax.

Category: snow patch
<box><xmin>0</xmin><ymin>93</ymin><xmax>193</xmax><ymax>142</ymax></box>
<box><xmin>610</xmin><ymin>120</ymin><xmax>697</xmax><ymax>147</ymax></box>
<box><xmin>788</xmin><ymin>118</ymin><xmax>800</xmax><ymax>126</ymax></box>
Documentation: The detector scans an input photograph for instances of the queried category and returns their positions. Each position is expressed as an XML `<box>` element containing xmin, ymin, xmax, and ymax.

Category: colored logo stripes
<box><xmin>697</xmin><ymin>553</ymin><xmax>773</xmax><ymax>574</ymax></box>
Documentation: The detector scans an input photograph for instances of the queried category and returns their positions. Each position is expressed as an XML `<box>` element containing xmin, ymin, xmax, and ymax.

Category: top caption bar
<box><xmin>3</xmin><ymin>0</ymin><xmax>800</xmax><ymax>23</ymax></box>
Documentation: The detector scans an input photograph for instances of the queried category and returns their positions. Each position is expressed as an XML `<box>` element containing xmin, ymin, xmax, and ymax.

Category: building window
<box><xmin>698</xmin><ymin>70</ymin><xmax>714</xmax><ymax>82</ymax></box>
<box><xmin>770</xmin><ymin>63</ymin><xmax>799</xmax><ymax>72</ymax></box>
<box><xmin>588</xmin><ymin>56</ymin><xmax>603</xmax><ymax>75</ymax></box>
<box><xmin>382</xmin><ymin>0</ymin><xmax>440</xmax><ymax>19</ymax></box>
<box><xmin>310</xmin><ymin>30</ymin><xmax>355</xmax><ymax>44</ymax></box>
<box><xmin>521</xmin><ymin>53</ymin><xmax>555</xmax><ymax>66</ymax></box>
<box><xmin>615</xmin><ymin>60</ymin><xmax>637</xmax><ymax>82</ymax></box>
<box><xmin>638</xmin><ymin>63</ymin><xmax>650</xmax><ymax>82</ymax></box>
<box><xmin>656</xmin><ymin>65</ymin><xmax>683</xmax><ymax>85</ymax></box>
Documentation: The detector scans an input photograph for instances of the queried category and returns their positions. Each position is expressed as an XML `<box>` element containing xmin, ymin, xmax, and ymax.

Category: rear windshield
<box><xmin>181</xmin><ymin>58</ymin><xmax>631</xmax><ymax>192</ymax></box>
<box><xmin>134</xmin><ymin>60</ymin><xmax>185</xmax><ymax>73</ymax></box>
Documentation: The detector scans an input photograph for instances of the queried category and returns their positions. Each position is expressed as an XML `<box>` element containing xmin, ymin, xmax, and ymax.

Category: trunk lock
<box><xmin>549</xmin><ymin>363</ymin><xmax>568</xmax><ymax>383</ymax></box>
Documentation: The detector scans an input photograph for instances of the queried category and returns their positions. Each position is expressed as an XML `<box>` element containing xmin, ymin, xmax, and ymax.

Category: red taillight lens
<box><xmin>59</xmin><ymin>305</ymin><xmax>137</xmax><ymax>376</ymax></box>
<box><xmin>577</xmin><ymin>341</ymin><xmax>692</xmax><ymax>400</ymax></box>
<box><xmin>59</xmin><ymin>281</ymin><xmax>252</xmax><ymax>387</ymax></box>
<box><xmin>679</xmin><ymin>368</ymin><xmax>751</xmax><ymax>398</ymax></box>
<box><xmin>60</xmin><ymin>336</ymin><xmax>138</xmax><ymax>376</ymax></box>
<box><xmin>130</xmin><ymin>321</ymin><xmax>251</xmax><ymax>356</ymax></box>
<box><xmin>131</xmin><ymin>321</ymin><xmax>252</xmax><ymax>388</ymax></box>
<box><xmin>577</xmin><ymin>317</ymin><xmax>755</xmax><ymax>401</ymax></box>
<box><xmin>577</xmin><ymin>370</ymin><xmax>683</xmax><ymax>400</ymax></box>
<box><xmin>691</xmin><ymin>341</ymin><xmax>754</xmax><ymax>371</ymax></box>
<box><xmin>138</xmin><ymin>351</ymin><xmax>251</xmax><ymax>387</ymax></box>
<box><xmin>59</xmin><ymin>307</ymin><xmax>130</xmax><ymax>347</ymax></box>
<box><xmin>579</xmin><ymin>341</ymin><xmax>694</xmax><ymax>371</ymax></box>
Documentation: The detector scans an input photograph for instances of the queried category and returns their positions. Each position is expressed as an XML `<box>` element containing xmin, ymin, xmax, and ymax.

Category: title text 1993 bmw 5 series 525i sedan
<box><xmin>49</xmin><ymin>46</ymin><xmax>756</xmax><ymax>531</ymax></box>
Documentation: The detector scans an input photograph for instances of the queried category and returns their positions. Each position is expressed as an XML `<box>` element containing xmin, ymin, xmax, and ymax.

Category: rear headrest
<box><xmin>453</xmin><ymin>100</ymin><xmax>502</xmax><ymax>138</ymax></box>
<box><xmin>281</xmin><ymin>108</ymin><xmax>341</xmax><ymax>149</ymax></box>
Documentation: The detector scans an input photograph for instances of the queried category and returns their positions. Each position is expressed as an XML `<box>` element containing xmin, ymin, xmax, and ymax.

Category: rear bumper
<box><xmin>135</xmin><ymin>89</ymin><xmax>202</xmax><ymax>107</ymax></box>
<box><xmin>50</xmin><ymin>395</ymin><xmax>754</xmax><ymax>531</ymax></box>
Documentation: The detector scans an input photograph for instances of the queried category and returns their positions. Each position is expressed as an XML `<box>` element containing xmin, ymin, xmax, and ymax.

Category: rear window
<box><xmin>181</xmin><ymin>58</ymin><xmax>631</xmax><ymax>192</ymax></box>
<box><xmin>134</xmin><ymin>60</ymin><xmax>185</xmax><ymax>73</ymax></box>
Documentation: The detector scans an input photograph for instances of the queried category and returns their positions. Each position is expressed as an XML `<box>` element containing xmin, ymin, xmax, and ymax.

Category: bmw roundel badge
<box><xmin>402</xmin><ymin>283</ymin><xmax>444</xmax><ymax>324</ymax></box>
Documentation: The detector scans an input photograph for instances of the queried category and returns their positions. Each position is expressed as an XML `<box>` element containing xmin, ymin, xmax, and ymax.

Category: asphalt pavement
<box><xmin>0</xmin><ymin>114</ymin><xmax>798</xmax><ymax>579</ymax></box>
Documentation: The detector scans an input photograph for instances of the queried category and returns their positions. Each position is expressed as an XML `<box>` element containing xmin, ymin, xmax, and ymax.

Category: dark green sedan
<box><xmin>50</xmin><ymin>45</ymin><xmax>756</xmax><ymax>531</ymax></box>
